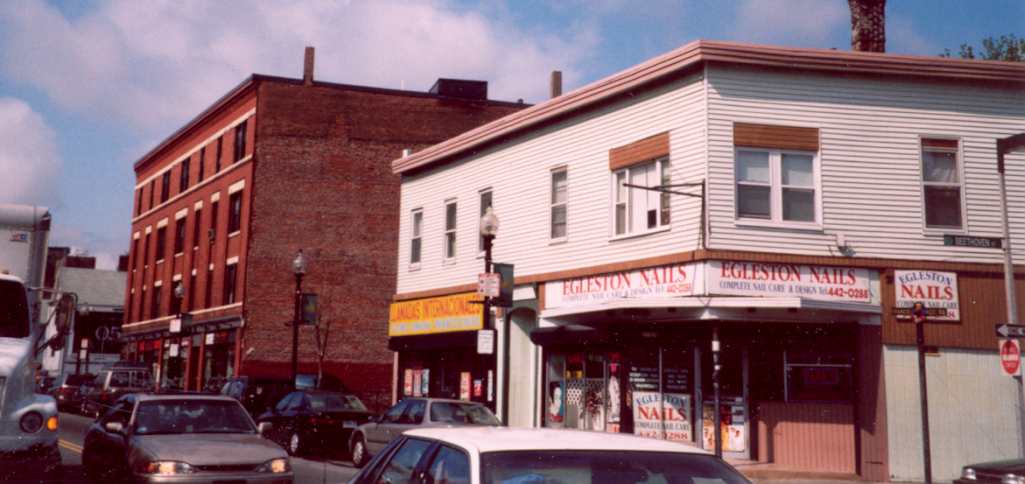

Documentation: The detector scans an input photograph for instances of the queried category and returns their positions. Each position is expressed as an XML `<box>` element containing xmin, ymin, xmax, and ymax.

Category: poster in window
<box><xmin>459</xmin><ymin>372</ymin><xmax>471</xmax><ymax>401</ymax></box>
<box><xmin>473</xmin><ymin>379</ymin><xmax>482</xmax><ymax>398</ymax></box>
<box><xmin>702</xmin><ymin>403</ymin><xmax>746</xmax><ymax>452</ymax></box>
<box><xmin>545</xmin><ymin>355</ymin><xmax>566</xmax><ymax>428</ymax></box>
<box><xmin>403</xmin><ymin>369</ymin><xmax>413</xmax><ymax>396</ymax></box>
<box><xmin>412</xmin><ymin>370</ymin><xmax>422</xmax><ymax>397</ymax></box>
<box><xmin>606</xmin><ymin>361</ymin><xmax>621</xmax><ymax>432</ymax></box>
<box><xmin>420</xmin><ymin>369</ymin><xmax>430</xmax><ymax>396</ymax></box>
<box><xmin>633</xmin><ymin>392</ymin><xmax>691</xmax><ymax>442</ymax></box>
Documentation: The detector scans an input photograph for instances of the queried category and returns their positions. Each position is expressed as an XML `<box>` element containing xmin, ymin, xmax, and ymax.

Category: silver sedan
<box><xmin>81</xmin><ymin>393</ymin><xmax>293</xmax><ymax>483</ymax></box>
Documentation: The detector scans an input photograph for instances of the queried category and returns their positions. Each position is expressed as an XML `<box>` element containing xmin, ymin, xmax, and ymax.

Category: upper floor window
<box><xmin>234</xmin><ymin>121</ymin><xmax>247</xmax><ymax>162</ymax></box>
<box><xmin>180</xmin><ymin>158</ymin><xmax>190</xmax><ymax>192</ymax></box>
<box><xmin>215</xmin><ymin>136</ymin><xmax>223</xmax><ymax>173</ymax></box>
<box><xmin>228</xmin><ymin>191</ymin><xmax>243</xmax><ymax>233</ymax></box>
<box><xmin>921</xmin><ymin>138</ymin><xmax>963</xmax><ymax>230</ymax></box>
<box><xmin>132</xmin><ymin>238</ymin><xmax>139</xmax><ymax>270</ymax></box>
<box><xmin>613</xmin><ymin>158</ymin><xmax>670</xmax><ymax>236</ymax></box>
<box><xmin>223</xmin><ymin>263</ymin><xmax>238</xmax><ymax>305</ymax></box>
<box><xmin>148</xmin><ymin>180</ymin><xmax>155</xmax><ymax>209</ymax></box>
<box><xmin>478</xmin><ymin>189</ymin><xmax>492</xmax><ymax>253</ymax></box>
<box><xmin>160</xmin><ymin>172</ymin><xmax>171</xmax><ymax>203</ymax></box>
<box><xmin>410</xmin><ymin>209</ymin><xmax>423</xmax><ymax>266</ymax></box>
<box><xmin>143</xmin><ymin>233</ymin><xmax>151</xmax><ymax>267</ymax></box>
<box><xmin>444</xmin><ymin>200</ymin><xmax>457</xmax><ymax>260</ymax></box>
<box><xmin>210</xmin><ymin>200</ymin><xmax>219</xmax><ymax>243</ymax></box>
<box><xmin>198</xmin><ymin>147</ymin><xmax>206</xmax><ymax>183</ymax></box>
<box><xmin>155</xmin><ymin>227</ymin><xmax>167</xmax><ymax>262</ymax></box>
<box><xmin>173</xmin><ymin>218</ymin><xmax>186</xmax><ymax>255</ymax></box>
<box><xmin>193</xmin><ymin>209</ymin><xmax>202</xmax><ymax>249</ymax></box>
<box><xmin>150</xmin><ymin>285</ymin><xmax>161</xmax><ymax>319</ymax></box>
<box><xmin>136</xmin><ymin>189</ymin><xmax>143</xmax><ymax>216</ymax></box>
<box><xmin>735</xmin><ymin>149</ymin><xmax>818</xmax><ymax>224</ymax></box>
<box><xmin>551</xmin><ymin>168</ymin><xmax>567</xmax><ymax>239</ymax></box>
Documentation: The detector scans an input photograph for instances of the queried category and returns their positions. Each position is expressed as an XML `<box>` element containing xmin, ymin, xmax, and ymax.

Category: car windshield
<box><xmin>481</xmin><ymin>450</ymin><xmax>750</xmax><ymax>484</ymax></box>
<box><xmin>430</xmin><ymin>401</ymin><xmax>501</xmax><ymax>425</ymax></box>
<box><xmin>310</xmin><ymin>393</ymin><xmax>368</xmax><ymax>412</ymax></box>
<box><xmin>0</xmin><ymin>280</ymin><xmax>29</xmax><ymax>338</ymax></box>
<box><xmin>134</xmin><ymin>400</ymin><xmax>255</xmax><ymax>435</ymax></box>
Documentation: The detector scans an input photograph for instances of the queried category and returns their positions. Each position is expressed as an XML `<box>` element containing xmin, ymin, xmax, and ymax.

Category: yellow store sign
<box><xmin>388</xmin><ymin>292</ymin><xmax>483</xmax><ymax>337</ymax></box>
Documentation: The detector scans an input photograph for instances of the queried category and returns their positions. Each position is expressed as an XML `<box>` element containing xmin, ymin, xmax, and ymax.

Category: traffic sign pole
<box><xmin>997</xmin><ymin>134</ymin><xmax>1025</xmax><ymax>459</ymax></box>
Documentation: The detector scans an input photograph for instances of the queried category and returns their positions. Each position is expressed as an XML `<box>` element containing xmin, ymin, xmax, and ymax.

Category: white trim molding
<box><xmin>228</xmin><ymin>179</ymin><xmax>246</xmax><ymax>194</ymax></box>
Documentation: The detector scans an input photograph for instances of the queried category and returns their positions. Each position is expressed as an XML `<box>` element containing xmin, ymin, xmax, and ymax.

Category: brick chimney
<box><xmin>550</xmin><ymin>70</ymin><xmax>562</xmax><ymax>98</ymax></box>
<box><xmin>848</xmin><ymin>0</ymin><xmax>886</xmax><ymax>53</ymax></box>
<box><xmin>303</xmin><ymin>46</ymin><xmax>315</xmax><ymax>85</ymax></box>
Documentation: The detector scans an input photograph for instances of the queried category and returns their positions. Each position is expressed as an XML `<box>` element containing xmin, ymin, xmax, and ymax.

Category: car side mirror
<box><xmin>104</xmin><ymin>421</ymin><xmax>124</xmax><ymax>434</ymax></box>
<box><xmin>258</xmin><ymin>422</ymin><xmax>273</xmax><ymax>436</ymax></box>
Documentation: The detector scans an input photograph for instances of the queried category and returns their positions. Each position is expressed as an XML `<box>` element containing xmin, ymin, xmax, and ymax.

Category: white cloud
<box><xmin>0</xmin><ymin>97</ymin><xmax>60</xmax><ymax>206</ymax></box>
<box><xmin>0</xmin><ymin>0</ymin><xmax>594</xmax><ymax>135</ymax></box>
<box><xmin>732</xmin><ymin>0</ymin><xmax>849</xmax><ymax>47</ymax></box>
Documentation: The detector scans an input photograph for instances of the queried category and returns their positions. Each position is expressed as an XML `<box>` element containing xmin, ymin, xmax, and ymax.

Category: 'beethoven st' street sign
<box><xmin>996</xmin><ymin>324</ymin><xmax>1025</xmax><ymax>338</ymax></box>
<box><xmin>944</xmin><ymin>235</ymin><xmax>1002</xmax><ymax>249</ymax></box>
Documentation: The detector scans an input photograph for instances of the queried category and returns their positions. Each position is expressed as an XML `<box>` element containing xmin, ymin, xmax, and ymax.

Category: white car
<box><xmin>346</xmin><ymin>426</ymin><xmax>751</xmax><ymax>484</ymax></box>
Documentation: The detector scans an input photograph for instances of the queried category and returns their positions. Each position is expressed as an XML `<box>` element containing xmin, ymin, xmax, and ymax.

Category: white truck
<box><xmin>0</xmin><ymin>204</ymin><xmax>65</xmax><ymax>482</ymax></box>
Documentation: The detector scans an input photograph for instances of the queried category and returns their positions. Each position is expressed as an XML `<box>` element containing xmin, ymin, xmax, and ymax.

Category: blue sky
<box><xmin>0</xmin><ymin>0</ymin><xmax>1022</xmax><ymax>269</ymax></box>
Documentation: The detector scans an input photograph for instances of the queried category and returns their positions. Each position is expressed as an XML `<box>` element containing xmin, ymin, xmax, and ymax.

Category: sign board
<box><xmin>1000</xmin><ymin>339</ymin><xmax>1021</xmax><ymax>376</ymax></box>
<box><xmin>168</xmin><ymin>343</ymin><xmax>180</xmax><ymax>358</ymax></box>
<box><xmin>388</xmin><ymin>292</ymin><xmax>483</xmax><ymax>337</ymax></box>
<box><xmin>546</xmin><ymin>263</ymin><xmax>700</xmax><ymax>309</ymax></box>
<box><xmin>80</xmin><ymin>338</ymin><xmax>89</xmax><ymax>349</ymax></box>
<box><xmin>459</xmin><ymin>372</ymin><xmax>471</xmax><ymax>401</ymax></box>
<box><xmin>78</xmin><ymin>349</ymin><xmax>87</xmax><ymax>360</ymax></box>
<box><xmin>169</xmin><ymin>318</ymin><xmax>182</xmax><ymax>333</ymax></box>
<box><xmin>9</xmin><ymin>232</ymin><xmax>28</xmax><ymax>243</ymax></box>
<box><xmin>403</xmin><ymin>369</ymin><xmax>413</xmax><ymax>395</ymax></box>
<box><xmin>944</xmin><ymin>235</ymin><xmax>1002</xmax><ymax>249</ymax></box>
<box><xmin>205</xmin><ymin>333</ymin><xmax>215</xmax><ymax>345</ymax></box>
<box><xmin>894</xmin><ymin>270</ymin><xmax>959</xmax><ymax>321</ymax></box>
<box><xmin>633</xmin><ymin>392</ymin><xmax>692</xmax><ymax>442</ymax></box>
<box><xmin>708</xmin><ymin>261</ymin><xmax>874</xmax><ymax>304</ymax></box>
<box><xmin>477</xmin><ymin>329</ymin><xmax>495</xmax><ymax>355</ymax></box>
<box><xmin>493</xmin><ymin>263</ymin><xmax>514</xmax><ymax>308</ymax></box>
<box><xmin>302</xmin><ymin>293</ymin><xmax>318</xmax><ymax>325</ymax></box>
<box><xmin>996</xmin><ymin>324</ymin><xmax>1025</xmax><ymax>338</ymax></box>
<box><xmin>478</xmin><ymin>272</ymin><xmax>500</xmax><ymax>298</ymax></box>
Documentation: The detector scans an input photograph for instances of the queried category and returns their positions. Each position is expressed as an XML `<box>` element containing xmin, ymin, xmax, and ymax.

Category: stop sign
<box><xmin>1000</xmin><ymin>339</ymin><xmax>1021</xmax><ymax>376</ymax></box>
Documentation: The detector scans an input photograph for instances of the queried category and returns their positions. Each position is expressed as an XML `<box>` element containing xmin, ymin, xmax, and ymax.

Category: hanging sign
<box><xmin>1001</xmin><ymin>339</ymin><xmax>1021</xmax><ymax>377</ymax></box>
<box><xmin>894</xmin><ymin>270</ymin><xmax>959</xmax><ymax>321</ymax></box>
<box><xmin>169</xmin><ymin>318</ymin><xmax>182</xmax><ymax>333</ymax></box>
<box><xmin>477</xmin><ymin>329</ymin><xmax>495</xmax><ymax>355</ymax></box>
<box><xmin>478</xmin><ymin>273</ymin><xmax>500</xmax><ymax>298</ymax></box>
<box><xmin>545</xmin><ymin>263</ymin><xmax>699</xmax><ymax>309</ymax></box>
<box><xmin>707</xmin><ymin>261</ymin><xmax>874</xmax><ymax>304</ymax></box>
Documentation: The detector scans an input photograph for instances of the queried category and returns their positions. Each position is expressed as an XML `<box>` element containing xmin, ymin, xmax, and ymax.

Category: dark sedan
<box><xmin>52</xmin><ymin>373</ymin><xmax>95</xmax><ymax>412</ymax></box>
<box><xmin>957</xmin><ymin>459</ymin><xmax>1025</xmax><ymax>483</ymax></box>
<box><xmin>257</xmin><ymin>390</ymin><xmax>374</xmax><ymax>457</ymax></box>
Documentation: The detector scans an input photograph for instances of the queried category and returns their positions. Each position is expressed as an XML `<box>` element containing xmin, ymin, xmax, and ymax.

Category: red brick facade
<box><xmin>121</xmin><ymin>73</ymin><xmax>523</xmax><ymax>407</ymax></box>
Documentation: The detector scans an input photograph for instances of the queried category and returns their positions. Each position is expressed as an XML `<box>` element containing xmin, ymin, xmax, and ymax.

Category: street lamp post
<box><xmin>479</xmin><ymin>208</ymin><xmax>499</xmax><ymax>410</ymax></box>
<box><xmin>291</xmin><ymin>250</ymin><xmax>307</xmax><ymax>390</ymax></box>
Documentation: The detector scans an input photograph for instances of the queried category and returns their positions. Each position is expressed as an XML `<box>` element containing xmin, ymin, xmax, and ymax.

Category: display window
<box><xmin>399</xmin><ymin>350</ymin><xmax>493</xmax><ymax>408</ymax></box>
<box><xmin>784</xmin><ymin>350</ymin><xmax>853</xmax><ymax>402</ymax></box>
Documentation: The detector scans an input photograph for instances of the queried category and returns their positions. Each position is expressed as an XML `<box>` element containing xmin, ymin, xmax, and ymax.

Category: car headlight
<box><xmin>1003</xmin><ymin>474</ymin><xmax>1024</xmax><ymax>484</ymax></box>
<box><xmin>256</xmin><ymin>458</ymin><xmax>291</xmax><ymax>474</ymax></box>
<box><xmin>19</xmin><ymin>412</ymin><xmax>43</xmax><ymax>433</ymax></box>
<box><xmin>138</xmin><ymin>461</ymin><xmax>196</xmax><ymax>475</ymax></box>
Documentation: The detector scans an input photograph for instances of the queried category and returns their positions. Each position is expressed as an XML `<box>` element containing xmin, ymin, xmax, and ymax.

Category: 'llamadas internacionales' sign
<box><xmin>893</xmin><ymin>270</ymin><xmax>960</xmax><ymax>321</ymax></box>
<box><xmin>388</xmin><ymin>292</ymin><xmax>483</xmax><ymax>337</ymax></box>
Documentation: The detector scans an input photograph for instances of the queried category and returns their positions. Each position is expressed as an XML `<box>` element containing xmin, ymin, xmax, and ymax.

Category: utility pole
<box><xmin>912</xmin><ymin>302</ymin><xmax>932</xmax><ymax>484</ymax></box>
<box><xmin>998</xmin><ymin>133</ymin><xmax>1025</xmax><ymax>458</ymax></box>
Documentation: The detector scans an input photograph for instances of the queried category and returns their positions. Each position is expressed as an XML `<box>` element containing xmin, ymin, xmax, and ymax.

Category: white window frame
<box><xmin>734</xmin><ymin>148</ymin><xmax>822</xmax><ymax>229</ymax></box>
<box><xmin>918</xmin><ymin>137</ymin><xmax>966</xmax><ymax>234</ymax></box>
<box><xmin>610</xmin><ymin>157</ymin><xmax>671</xmax><ymax>238</ymax></box>
<box><xmin>410</xmin><ymin>208</ymin><xmax>423</xmax><ymax>270</ymax></box>
<box><xmin>550</xmin><ymin>167</ymin><xmax>568</xmax><ymax>242</ymax></box>
<box><xmin>443</xmin><ymin>199</ymin><xmax>457</xmax><ymax>263</ymax></box>
<box><xmin>477</xmin><ymin>188</ymin><xmax>493</xmax><ymax>255</ymax></box>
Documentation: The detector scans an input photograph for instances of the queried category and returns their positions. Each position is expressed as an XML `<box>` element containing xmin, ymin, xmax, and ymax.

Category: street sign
<box><xmin>477</xmin><ymin>329</ymin><xmax>495</xmax><ymax>355</ymax></box>
<box><xmin>169</xmin><ymin>318</ymin><xmax>182</xmax><ymax>333</ymax></box>
<box><xmin>893</xmin><ymin>307</ymin><xmax>948</xmax><ymax>318</ymax></box>
<box><xmin>1000</xmin><ymin>339</ymin><xmax>1021</xmax><ymax>376</ymax></box>
<box><xmin>478</xmin><ymin>273</ymin><xmax>500</xmax><ymax>298</ymax></box>
<box><xmin>302</xmin><ymin>293</ymin><xmax>318</xmax><ymax>325</ymax></box>
<box><xmin>944</xmin><ymin>234</ymin><xmax>1002</xmax><ymax>249</ymax></box>
<box><xmin>996</xmin><ymin>324</ymin><xmax>1025</xmax><ymax>338</ymax></box>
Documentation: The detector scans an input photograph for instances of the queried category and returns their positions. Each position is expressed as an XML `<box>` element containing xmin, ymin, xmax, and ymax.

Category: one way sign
<box><xmin>996</xmin><ymin>324</ymin><xmax>1025</xmax><ymax>338</ymax></box>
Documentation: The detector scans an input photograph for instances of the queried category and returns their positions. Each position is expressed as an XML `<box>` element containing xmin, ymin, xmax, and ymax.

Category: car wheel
<box><xmin>288</xmin><ymin>431</ymin><xmax>304</xmax><ymax>457</ymax></box>
<box><xmin>351</xmin><ymin>435</ymin><xmax>369</xmax><ymax>468</ymax></box>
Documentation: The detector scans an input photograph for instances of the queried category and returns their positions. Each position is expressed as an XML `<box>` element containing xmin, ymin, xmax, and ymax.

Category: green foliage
<box><xmin>941</xmin><ymin>34</ymin><xmax>1025</xmax><ymax>62</ymax></box>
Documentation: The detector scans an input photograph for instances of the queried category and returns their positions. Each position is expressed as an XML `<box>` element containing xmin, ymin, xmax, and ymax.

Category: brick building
<box><xmin>120</xmin><ymin>49</ymin><xmax>524</xmax><ymax>407</ymax></box>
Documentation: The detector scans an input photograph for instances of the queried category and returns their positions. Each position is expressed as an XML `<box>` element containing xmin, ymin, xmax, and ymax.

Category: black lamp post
<box><xmin>291</xmin><ymin>250</ymin><xmax>307</xmax><ymax>390</ymax></box>
<box><xmin>479</xmin><ymin>208</ymin><xmax>498</xmax><ymax>410</ymax></box>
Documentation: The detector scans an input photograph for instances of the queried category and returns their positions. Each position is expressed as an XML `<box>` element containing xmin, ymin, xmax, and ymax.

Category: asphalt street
<box><xmin>50</xmin><ymin>411</ymin><xmax>359</xmax><ymax>484</ymax></box>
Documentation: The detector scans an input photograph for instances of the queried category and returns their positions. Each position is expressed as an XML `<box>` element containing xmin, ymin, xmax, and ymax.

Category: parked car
<box><xmin>80</xmin><ymin>362</ymin><xmax>153</xmax><ymax>417</ymax></box>
<box><xmin>220</xmin><ymin>376</ymin><xmax>295</xmax><ymax>417</ymax></box>
<box><xmin>52</xmin><ymin>372</ymin><xmax>96</xmax><ymax>412</ymax></box>
<box><xmin>347</xmin><ymin>426</ymin><xmax>752</xmax><ymax>484</ymax></box>
<box><xmin>81</xmin><ymin>393</ymin><xmax>292</xmax><ymax>483</ymax></box>
<box><xmin>256</xmin><ymin>389</ymin><xmax>375</xmax><ymax>457</ymax></box>
<box><xmin>956</xmin><ymin>459</ymin><xmax>1025</xmax><ymax>483</ymax></box>
<box><xmin>348</xmin><ymin>397</ymin><xmax>501</xmax><ymax>468</ymax></box>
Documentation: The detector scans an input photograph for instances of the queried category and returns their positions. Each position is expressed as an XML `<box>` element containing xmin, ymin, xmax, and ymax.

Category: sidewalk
<box><xmin>729</xmin><ymin>459</ymin><xmax>888</xmax><ymax>483</ymax></box>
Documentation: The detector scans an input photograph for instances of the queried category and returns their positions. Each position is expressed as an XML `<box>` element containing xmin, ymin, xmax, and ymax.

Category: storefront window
<box><xmin>784</xmin><ymin>350</ymin><xmax>853</xmax><ymax>402</ymax></box>
<box><xmin>202</xmin><ymin>331</ymin><xmax>236</xmax><ymax>392</ymax></box>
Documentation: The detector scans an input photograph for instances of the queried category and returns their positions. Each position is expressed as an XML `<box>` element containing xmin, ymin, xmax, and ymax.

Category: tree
<box><xmin>942</xmin><ymin>34</ymin><xmax>1025</xmax><ymax>62</ymax></box>
<box><xmin>312</xmin><ymin>317</ymin><xmax>332</xmax><ymax>389</ymax></box>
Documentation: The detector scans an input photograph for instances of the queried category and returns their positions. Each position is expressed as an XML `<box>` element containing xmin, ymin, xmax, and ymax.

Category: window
<box><xmin>192</xmin><ymin>210</ymin><xmax>202</xmax><ymax>249</ymax></box>
<box><xmin>173</xmin><ymin>219</ymin><xmax>186</xmax><ymax>255</ymax></box>
<box><xmin>223</xmin><ymin>263</ymin><xmax>238</xmax><ymax>304</ymax></box>
<box><xmin>187</xmin><ymin>274</ymin><xmax>196</xmax><ymax>312</ymax></box>
<box><xmin>378</xmin><ymin>438</ymin><xmax>432</xmax><ymax>484</ymax></box>
<box><xmin>198</xmin><ymin>147</ymin><xmax>205</xmax><ymax>183</ymax></box>
<box><xmin>155</xmin><ymin>227</ymin><xmax>167</xmax><ymax>262</ymax></box>
<box><xmin>735</xmin><ymin>149</ymin><xmax>818</xmax><ymax>224</ymax></box>
<box><xmin>204</xmin><ymin>267</ymin><xmax>213</xmax><ymax>308</ymax></box>
<box><xmin>215</xmin><ymin>136</ymin><xmax>223</xmax><ymax>173</ymax></box>
<box><xmin>228</xmin><ymin>191</ymin><xmax>242</xmax><ymax>233</ymax></box>
<box><xmin>210</xmin><ymin>200</ymin><xmax>219</xmax><ymax>243</ymax></box>
<box><xmin>444</xmin><ymin>201</ymin><xmax>457</xmax><ymax>260</ymax></box>
<box><xmin>180</xmin><ymin>158</ymin><xmax>190</xmax><ymax>192</ymax></box>
<box><xmin>160</xmin><ymin>172</ymin><xmax>170</xmax><ymax>203</ymax></box>
<box><xmin>233</xmin><ymin>120</ymin><xmax>247</xmax><ymax>162</ymax></box>
<box><xmin>150</xmin><ymin>285</ymin><xmax>161</xmax><ymax>319</ymax></box>
<box><xmin>427</xmin><ymin>446</ymin><xmax>470</xmax><ymax>484</ymax></box>
<box><xmin>784</xmin><ymin>350</ymin><xmax>853</xmax><ymax>402</ymax></box>
<box><xmin>551</xmin><ymin>169</ymin><xmax>567</xmax><ymax>239</ymax></box>
<box><xmin>478</xmin><ymin>190</ymin><xmax>492</xmax><ymax>252</ymax></box>
<box><xmin>410</xmin><ymin>210</ymin><xmax>423</xmax><ymax>265</ymax></box>
<box><xmin>171</xmin><ymin>283</ymin><xmax>182</xmax><ymax>315</ymax></box>
<box><xmin>383</xmin><ymin>401</ymin><xmax>409</xmax><ymax>423</ymax></box>
<box><xmin>401</xmin><ymin>399</ymin><xmax>426</xmax><ymax>424</ymax></box>
<box><xmin>143</xmin><ymin>233</ymin><xmax>151</xmax><ymax>266</ymax></box>
<box><xmin>148</xmin><ymin>180</ymin><xmax>155</xmax><ymax>210</ymax></box>
<box><xmin>921</xmin><ymin>138</ymin><xmax>963</xmax><ymax>229</ymax></box>
<box><xmin>612</xmin><ymin>158</ymin><xmax>670</xmax><ymax>236</ymax></box>
<box><xmin>132</xmin><ymin>238</ymin><xmax>139</xmax><ymax>270</ymax></box>
<box><xmin>136</xmin><ymin>189</ymin><xmax>143</xmax><ymax>216</ymax></box>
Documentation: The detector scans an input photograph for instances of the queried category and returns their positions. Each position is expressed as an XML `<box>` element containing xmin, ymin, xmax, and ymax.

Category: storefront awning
<box><xmin>540</xmin><ymin>296</ymin><xmax>881</xmax><ymax>324</ymax></box>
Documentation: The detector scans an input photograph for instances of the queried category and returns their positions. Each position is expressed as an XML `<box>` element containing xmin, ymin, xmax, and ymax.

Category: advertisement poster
<box><xmin>633</xmin><ymin>392</ymin><xmax>692</xmax><ymax>442</ymax></box>
<box><xmin>473</xmin><ymin>379</ymin><xmax>483</xmax><ymax>398</ymax></box>
<box><xmin>412</xmin><ymin>370</ymin><xmax>422</xmax><ymax>397</ymax></box>
<box><xmin>459</xmin><ymin>372</ymin><xmax>471</xmax><ymax>401</ymax></box>
<box><xmin>545</xmin><ymin>355</ymin><xmax>566</xmax><ymax>428</ymax></box>
<box><xmin>606</xmin><ymin>361</ymin><xmax>621</xmax><ymax>433</ymax></box>
<box><xmin>702</xmin><ymin>403</ymin><xmax>746</xmax><ymax>452</ymax></box>
<box><xmin>420</xmin><ymin>369</ymin><xmax>430</xmax><ymax>396</ymax></box>
<box><xmin>708</xmin><ymin>260</ymin><xmax>876</xmax><ymax>304</ymax></box>
<box><xmin>894</xmin><ymin>270</ymin><xmax>960</xmax><ymax>321</ymax></box>
<box><xmin>403</xmin><ymin>369</ymin><xmax>413</xmax><ymax>396</ymax></box>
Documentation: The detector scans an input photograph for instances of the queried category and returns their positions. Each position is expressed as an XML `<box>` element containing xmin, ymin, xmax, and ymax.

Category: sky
<box><xmin>0</xmin><ymin>0</ymin><xmax>1022</xmax><ymax>270</ymax></box>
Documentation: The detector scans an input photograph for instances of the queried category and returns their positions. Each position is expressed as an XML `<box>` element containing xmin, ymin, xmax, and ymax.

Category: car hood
<box><xmin>966</xmin><ymin>459</ymin><xmax>1025</xmax><ymax>472</ymax></box>
<box><xmin>132</xmin><ymin>433</ymin><xmax>286</xmax><ymax>466</ymax></box>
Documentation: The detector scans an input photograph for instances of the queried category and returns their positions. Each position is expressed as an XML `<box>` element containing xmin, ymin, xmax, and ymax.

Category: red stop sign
<box><xmin>1001</xmin><ymin>339</ymin><xmax>1021</xmax><ymax>376</ymax></box>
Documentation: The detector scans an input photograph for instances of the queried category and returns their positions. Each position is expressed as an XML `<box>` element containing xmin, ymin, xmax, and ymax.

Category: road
<box><xmin>55</xmin><ymin>411</ymin><xmax>359</xmax><ymax>483</ymax></box>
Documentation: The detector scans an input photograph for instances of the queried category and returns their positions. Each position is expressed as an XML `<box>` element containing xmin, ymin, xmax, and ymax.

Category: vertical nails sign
<box><xmin>894</xmin><ymin>270</ymin><xmax>960</xmax><ymax>321</ymax></box>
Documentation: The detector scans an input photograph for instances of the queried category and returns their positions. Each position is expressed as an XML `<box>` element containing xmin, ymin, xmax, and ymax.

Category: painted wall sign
<box><xmin>707</xmin><ymin>260</ymin><xmax>874</xmax><ymax>304</ymax></box>
<box><xmin>388</xmin><ymin>292</ymin><xmax>483</xmax><ymax>336</ymax></box>
<box><xmin>545</xmin><ymin>263</ymin><xmax>700</xmax><ymax>309</ymax></box>
<box><xmin>632</xmin><ymin>392</ymin><xmax>692</xmax><ymax>442</ymax></box>
<box><xmin>894</xmin><ymin>270</ymin><xmax>960</xmax><ymax>321</ymax></box>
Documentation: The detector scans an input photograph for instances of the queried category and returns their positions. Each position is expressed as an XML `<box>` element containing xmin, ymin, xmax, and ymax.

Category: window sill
<box><xmin>923</xmin><ymin>227</ymin><xmax>966</xmax><ymax>237</ymax></box>
<box><xmin>734</xmin><ymin>218</ymin><xmax>823</xmax><ymax>233</ymax></box>
<box><xmin>155</xmin><ymin>259</ymin><xmax>165</xmax><ymax>264</ymax></box>
<box><xmin>609</xmin><ymin>226</ymin><xmax>671</xmax><ymax>242</ymax></box>
<box><xmin>228</xmin><ymin>231</ymin><xmax>241</xmax><ymax>238</ymax></box>
<box><xmin>549</xmin><ymin>237</ymin><xmax>569</xmax><ymax>246</ymax></box>
<box><xmin>442</xmin><ymin>258</ymin><xmax>457</xmax><ymax>266</ymax></box>
<box><xmin>409</xmin><ymin>263</ymin><xmax>421</xmax><ymax>272</ymax></box>
<box><xmin>174</xmin><ymin>252</ymin><xmax>184</xmax><ymax>258</ymax></box>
